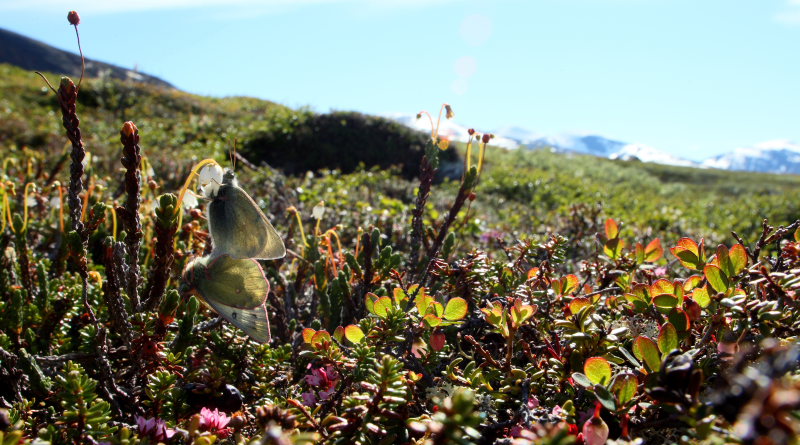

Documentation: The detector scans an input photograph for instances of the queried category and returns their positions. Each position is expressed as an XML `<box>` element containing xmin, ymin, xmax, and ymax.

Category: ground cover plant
<box><xmin>1</xmin><ymin>13</ymin><xmax>800</xmax><ymax>445</ymax></box>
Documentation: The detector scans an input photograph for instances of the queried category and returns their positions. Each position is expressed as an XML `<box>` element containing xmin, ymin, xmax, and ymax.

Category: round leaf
<box><xmin>584</xmin><ymin>357</ymin><xmax>612</xmax><ymax>385</ymax></box>
<box><xmin>443</xmin><ymin>297</ymin><xmax>468</xmax><ymax>321</ymax></box>
<box><xmin>344</xmin><ymin>325</ymin><xmax>365</xmax><ymax>343</ymax></box>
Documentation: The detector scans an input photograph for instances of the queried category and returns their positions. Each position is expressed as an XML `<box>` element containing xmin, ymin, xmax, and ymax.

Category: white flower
<box><xmin>198</xmin><ymin>164</ymin><xmax>223</xmax><ymax>198</ymax></box>
<box><xmin>182</xmin><ymin>191</ymin><xmax>199</xmax><ymax>210</ymax></box>
<box><xmin>198</xmin><ymin>164</ymin><xmax>223</xmax><ymax>187</ymax></box>
<box><xmin>49</xmin><ymin>196</ymin><xmax>61</xmax><ymax>210</ymax></box>
<box><xmin>312</xmin><ymin>201</ymin><xmax>325</xmax><ymax>220</ymax></box>
<box><xmin>26</xmin><ymin>196</ymin><xmax>37</xmax><ymax>208</ymax></box>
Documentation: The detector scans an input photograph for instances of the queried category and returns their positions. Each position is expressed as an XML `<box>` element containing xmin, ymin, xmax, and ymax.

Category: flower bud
<box><xmin>68</xmin><ymin>10</ymin><xmax>80</xmax><ymax>25</ymax></box>
<box><xmin>481</xmin><ymin>133</ymin><xmax>494</xmax><ymax>144</ymax></box>
<box><xmin>468</xmin><ymin>128</ymin><xmax>475</xmax><ymax>136</ymax></box>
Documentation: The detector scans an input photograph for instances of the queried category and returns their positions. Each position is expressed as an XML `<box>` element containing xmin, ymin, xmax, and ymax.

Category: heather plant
<box><xmin>1</xmin><ymin>11</ymin><xmax>800</xmax><ymax>445</ymax></box>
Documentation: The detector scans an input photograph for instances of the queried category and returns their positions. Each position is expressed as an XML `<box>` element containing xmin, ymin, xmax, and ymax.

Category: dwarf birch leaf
<box><xmin>584</xmin><ymin>357</ymin><xmax>612</xmax><ymax>385</ymax></box>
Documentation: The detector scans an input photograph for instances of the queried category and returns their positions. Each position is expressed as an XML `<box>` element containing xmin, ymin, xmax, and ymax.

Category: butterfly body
<box><xmin>182</xmin><ymin>254</ymin><xmax>271</xmax><ymax>343</ymax></box>
<box><xmin>207</xmin><ymin>170</ymin><xmax>286</xmax><ymax>260</ymax></box>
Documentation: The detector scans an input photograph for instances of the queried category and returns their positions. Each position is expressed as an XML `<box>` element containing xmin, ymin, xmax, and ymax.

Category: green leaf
<box><xmin>343</xmin><ymin>325</ymin><xmax>365</xmax><ymax>343</ymax></box>
<box><xmin>584</xmin><ymin>357</ymin><xmax>612</xmax><ymax>385</ymax></box>
<box><xmin>373</xmin><ymin>296</ymin><xmax>393</xmax><ymax>318</ymax></box>
<box><xmin>704</xmin><ymin>264</ymin><xmax>729</xmax><ymax>293</ymax></box>
<box><xmin>443</xmin><ymin>297</ymin><xmax>468</xmax><ymax>321</ymax></box>
<box><xmin>422</xmin><ymin>314</ymin><xmax>442</xmax><ymax>328</ymax></box>
<box><xmin>571</xmin><ymin>372</ymin><xmax>594</xmax><ymax>388</ymax></box>
<box><xmin>333</xmin><ymin>326</ymin><xmax>344</xmax><ymax>343</ymax></box>
<box><xmin>691</xmin><ymin>285</ymin><xmax>711</xmax><ymax>308</ymax></box>
<box><xmin>657</xmin><ymin>323</ymin><xmax>678</xmax><ymax>354</ymax></box>
<box><xmin>594</xmin><ymin>384</ymin><xmax>617</xmax><ymax>411</ymax></box>
<box><xmin>611</xmin><ymin>372</ymin><xmax>638</xmax><ymax>405</ymax></box>
<box><xmin>652</xmin><ymin>293</ymin><xmax>679</xmax><ymax>313</ymax></box>
<box><xmin>633</xmin><ymin>336</ymin><xmax>661</xmax><ymax>373</ymax></box>
<box><xmin>604</xmin><ymin>238</ymin><xmax>625</xmax><ymax>260</ymax></box>
<box><xmin>415</xmin><ymin>293</ymin><xmax>434</xmax><ymax>315</ymax></box>
<box><xmin>365</xmin><ymin>292</ymin><xmax>379</xmax><ymax>315</ymax></box>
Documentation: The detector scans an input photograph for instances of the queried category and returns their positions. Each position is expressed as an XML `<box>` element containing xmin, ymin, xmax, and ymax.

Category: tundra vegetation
<box><xmin>0</xmin><ymin>14</ymin><xmax>799</xmax><ymax>445</ymax></box>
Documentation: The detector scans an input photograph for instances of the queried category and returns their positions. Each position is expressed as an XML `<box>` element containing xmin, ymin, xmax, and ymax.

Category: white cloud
<box><xmin>0</xmin><ymin>0</ymin><xmax>461</xmax><ymax>14</ymax></box>
<box><xmin>775</xmin><ymin>0</ymin><xmax>800</xmax><ymax>24</ymax></box>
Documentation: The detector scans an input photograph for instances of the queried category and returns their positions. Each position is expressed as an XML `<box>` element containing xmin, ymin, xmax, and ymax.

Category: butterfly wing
<box><xmin>208</xmin><ymin>184</ymin><xmax>286</xmax><ymax>260</ymax></box>
<box><xmin>195</xmin><ymin>255</ymin><xmax>272</xmax><ymax>343</ymax></box>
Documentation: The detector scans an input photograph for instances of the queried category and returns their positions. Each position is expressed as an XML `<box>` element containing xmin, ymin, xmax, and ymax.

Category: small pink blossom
<box><xmin>301</xmin><ymin>391</ymin><xmax>317</xmax><ymax>406</ymax></box>
<box><xmin>527</xmin><ymin>396</ymin><xmax>540</xmax><ymax>409</ymax></box>
<box><xmin>199</xmin><ymin>407</ymin><xmax>231</xmax><ymax>438</ymax></box>
<box><xmin>136</xmin><ymin>416</ymin><xmax>175</xmax><ymax>442</ymax></box>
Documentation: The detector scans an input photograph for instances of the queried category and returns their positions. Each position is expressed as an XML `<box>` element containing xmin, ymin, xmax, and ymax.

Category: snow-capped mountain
<box><xmin>702</xmin><ymin>140</ymin><xmax>800</xmax><ymax>174</ymax></box>
<box><xmin>387</xmin><ymin>113</ymin><xmax>799</xmax><ymax>174</ymax></box>
<box><xmin>384</xmin><ymin>113</ymin><xmax>520</xmax><ymax>150</ymax></box>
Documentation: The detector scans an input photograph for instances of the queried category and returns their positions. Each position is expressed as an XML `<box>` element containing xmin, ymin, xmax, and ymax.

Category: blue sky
<box><xmin>2</xmin><ymin>0</ymin><xmax>799</xmax><ymax>160</ymax></box>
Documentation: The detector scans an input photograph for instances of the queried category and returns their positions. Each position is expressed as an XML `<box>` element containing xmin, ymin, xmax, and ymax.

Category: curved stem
<box><xmin>174</xmin><ymin>158</ymin><xmax>220</xmax><ymax>216</ymax></box>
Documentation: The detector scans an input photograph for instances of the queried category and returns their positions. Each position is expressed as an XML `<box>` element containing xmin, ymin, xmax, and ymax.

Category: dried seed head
<box><xmin>68</xmin><ymin>10</ymin><xmax>80</xmax><ymax>26</ymax></box>
<box><xmin>481</xmin><ymin>133</ymin><xmax>494</xmax><ymax>144</ymax></box>
<box><xmin>444</xmin><ymin>104</ymin><xmax>455</xmax><ymax>119</ymax></box>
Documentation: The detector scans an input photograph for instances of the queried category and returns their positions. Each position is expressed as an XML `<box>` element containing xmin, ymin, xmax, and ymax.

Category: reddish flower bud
<box><xmin>68</xmin><ymin>10</ymin><xmax>80</xmax><ymax>25</ymax></box>
<box><xmin>430</xmin><ymin>331</ymin><xmax>446</xmax><ymax>351</ymax></box>
<box><xmin>481</xmin><ymin>133</ymin><xmax>493</xmax><ymax>144</ymax></box>
<box><xmin>468</xmin><ymin>128</ymin><xmax>475</xmax><ymax>136</ymax></box>
<box><xmin>468</xmin><ymin>192</ymin><xmax>477</xmax><ymax>201</ymax></box>
<box><xmin>121</xmin><ymin>121</ymin><xmax>138</xmax><ymax>138</ymax></box>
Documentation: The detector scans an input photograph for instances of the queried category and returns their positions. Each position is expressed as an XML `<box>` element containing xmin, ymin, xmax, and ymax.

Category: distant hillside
<box><xmin>0</xmin><ymin>27</ymin><xmax>173</xmax><ymax>88</ymax></box>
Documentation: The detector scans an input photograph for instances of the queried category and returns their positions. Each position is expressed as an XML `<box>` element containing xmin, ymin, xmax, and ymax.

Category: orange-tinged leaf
<box><xmin>311</xmin><ymin>330</ymin><xmax>332</xmax><ymax>346</ymax></box>
<box><xmin>444</xmin><ymin>297</ymin><xmax>468</xmax><ymax>321</ymax></box>
<box><xmin>564</xmin><ymin>275</ymin><xmax>580</xmax><ymax>295</ymax></box>
<box><xmin>644</xmin><ymin>238</ymin><xmax>663</xmax><ymax>262</ymax></box>
<box><xmin>676</xmin><ymin>238</ymin><xmax>699</xmax><ymax>256</ymax></box>
<box><xmin>584</xmin><ymin>357</ymin><xmax>612</xmax><ymax>385</ymax></box>
<box><xmin>633</xmin><ymin>336</ymin><xmax>661</xmax><ymax>372</ymax></box>
<box><xmin>415</xmin><ymin>293</ymin><xmax>434</xmax><ymax>315</ymax></box>
<box><xmin>422</xmin><ymin>314</ymin><xmax>442</xmax><ymax>328</ymax></box>
<box><xmin>570</xmin><ymin>297</ymin><xmax>592</xmax><ymax>314</ymax></box>
<box><xmin>302</xmin><ymin>328</ymin><xmax>316</xmax><ymax>344</ymax></box>
<box><xmin>344</xmin><ymin>325</ymin><xmax>365</xmax><ymax>343</ymax></box>
<box><xmin>729</xmin><ymin>244</ymin><xmax>748</xmax><ymax>276</ymax></box>
<box><xmin>652</xmin><ymin>293</ymin><xmax>679</xmax><ymax>313</ymax></box>
<box><xmin>658</xmin><ymin>323</ymin><xmax>678</xmax><ymax>353</ymax></box>
<box><xmin>605</xmin><ymin>218</ymin><xmax>619</xmax><ymax>240</ymax></box>
<box><xmin>527</xmin><ymin>267</ymin><xmax>540</xmax><ymax>279</ymax></box>
<box><xmin>704</xmin><ymin>264</ymin><xmax>729</xmax><ymax>293</ymax></box>
<box><xmin>683</xmin><ymin>275</ymin><xmax>703</xmax><ymax>292</ymax></box>
<box><xmin>333</xmin><ymin>326</ymin><xmax>345</xmax><ymax>342</ymax></box>
<box><xmin>650</xmin><ymin>279</ymin><xmax>674</xmax><ymax>297</ymax></box>
<box><xmin>668</xmin><ymin>308</ymin><xmax>691</xmax><ymax>332</ymax></box>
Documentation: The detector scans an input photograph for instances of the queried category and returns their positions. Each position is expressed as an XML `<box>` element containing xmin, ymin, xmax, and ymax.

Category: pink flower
<box><xmin>302</xmin><ymin>364</ymin><xmax>340</xmax><ymax>406</ymax></box>
<box><xmin>527</xmin><ymin>396</ymin><xmax>540</xmax><ymax>409</ymax></box>
<box><xmin>199</xmin><ymin>407</ymin><xmax>231</xmax><ymax>438</ymax></box>
<box><xmin>136</xmin><ymin>416</ymin><xmax>175</xmax><ymax>442</ymax></box>
<box><xmin>301</xmin><ymin>391</ymin><xmax>317</xmax><ymax>406</ymax></box>
<box><xmin>319</xmin><ymin>388</ymin><xmax>336</xmax><ymax>401</ymax></box>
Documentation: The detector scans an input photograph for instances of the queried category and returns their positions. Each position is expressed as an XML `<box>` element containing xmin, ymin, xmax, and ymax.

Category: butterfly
<box><xmin>181</xmin><ymin>254</ymin><xmax>271</xmax><ymax>343</ymax></box>
<box><xmin>206</xmin><ymin>169</ymin><xmax>286</xmax><ymax>261</ymax></box>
